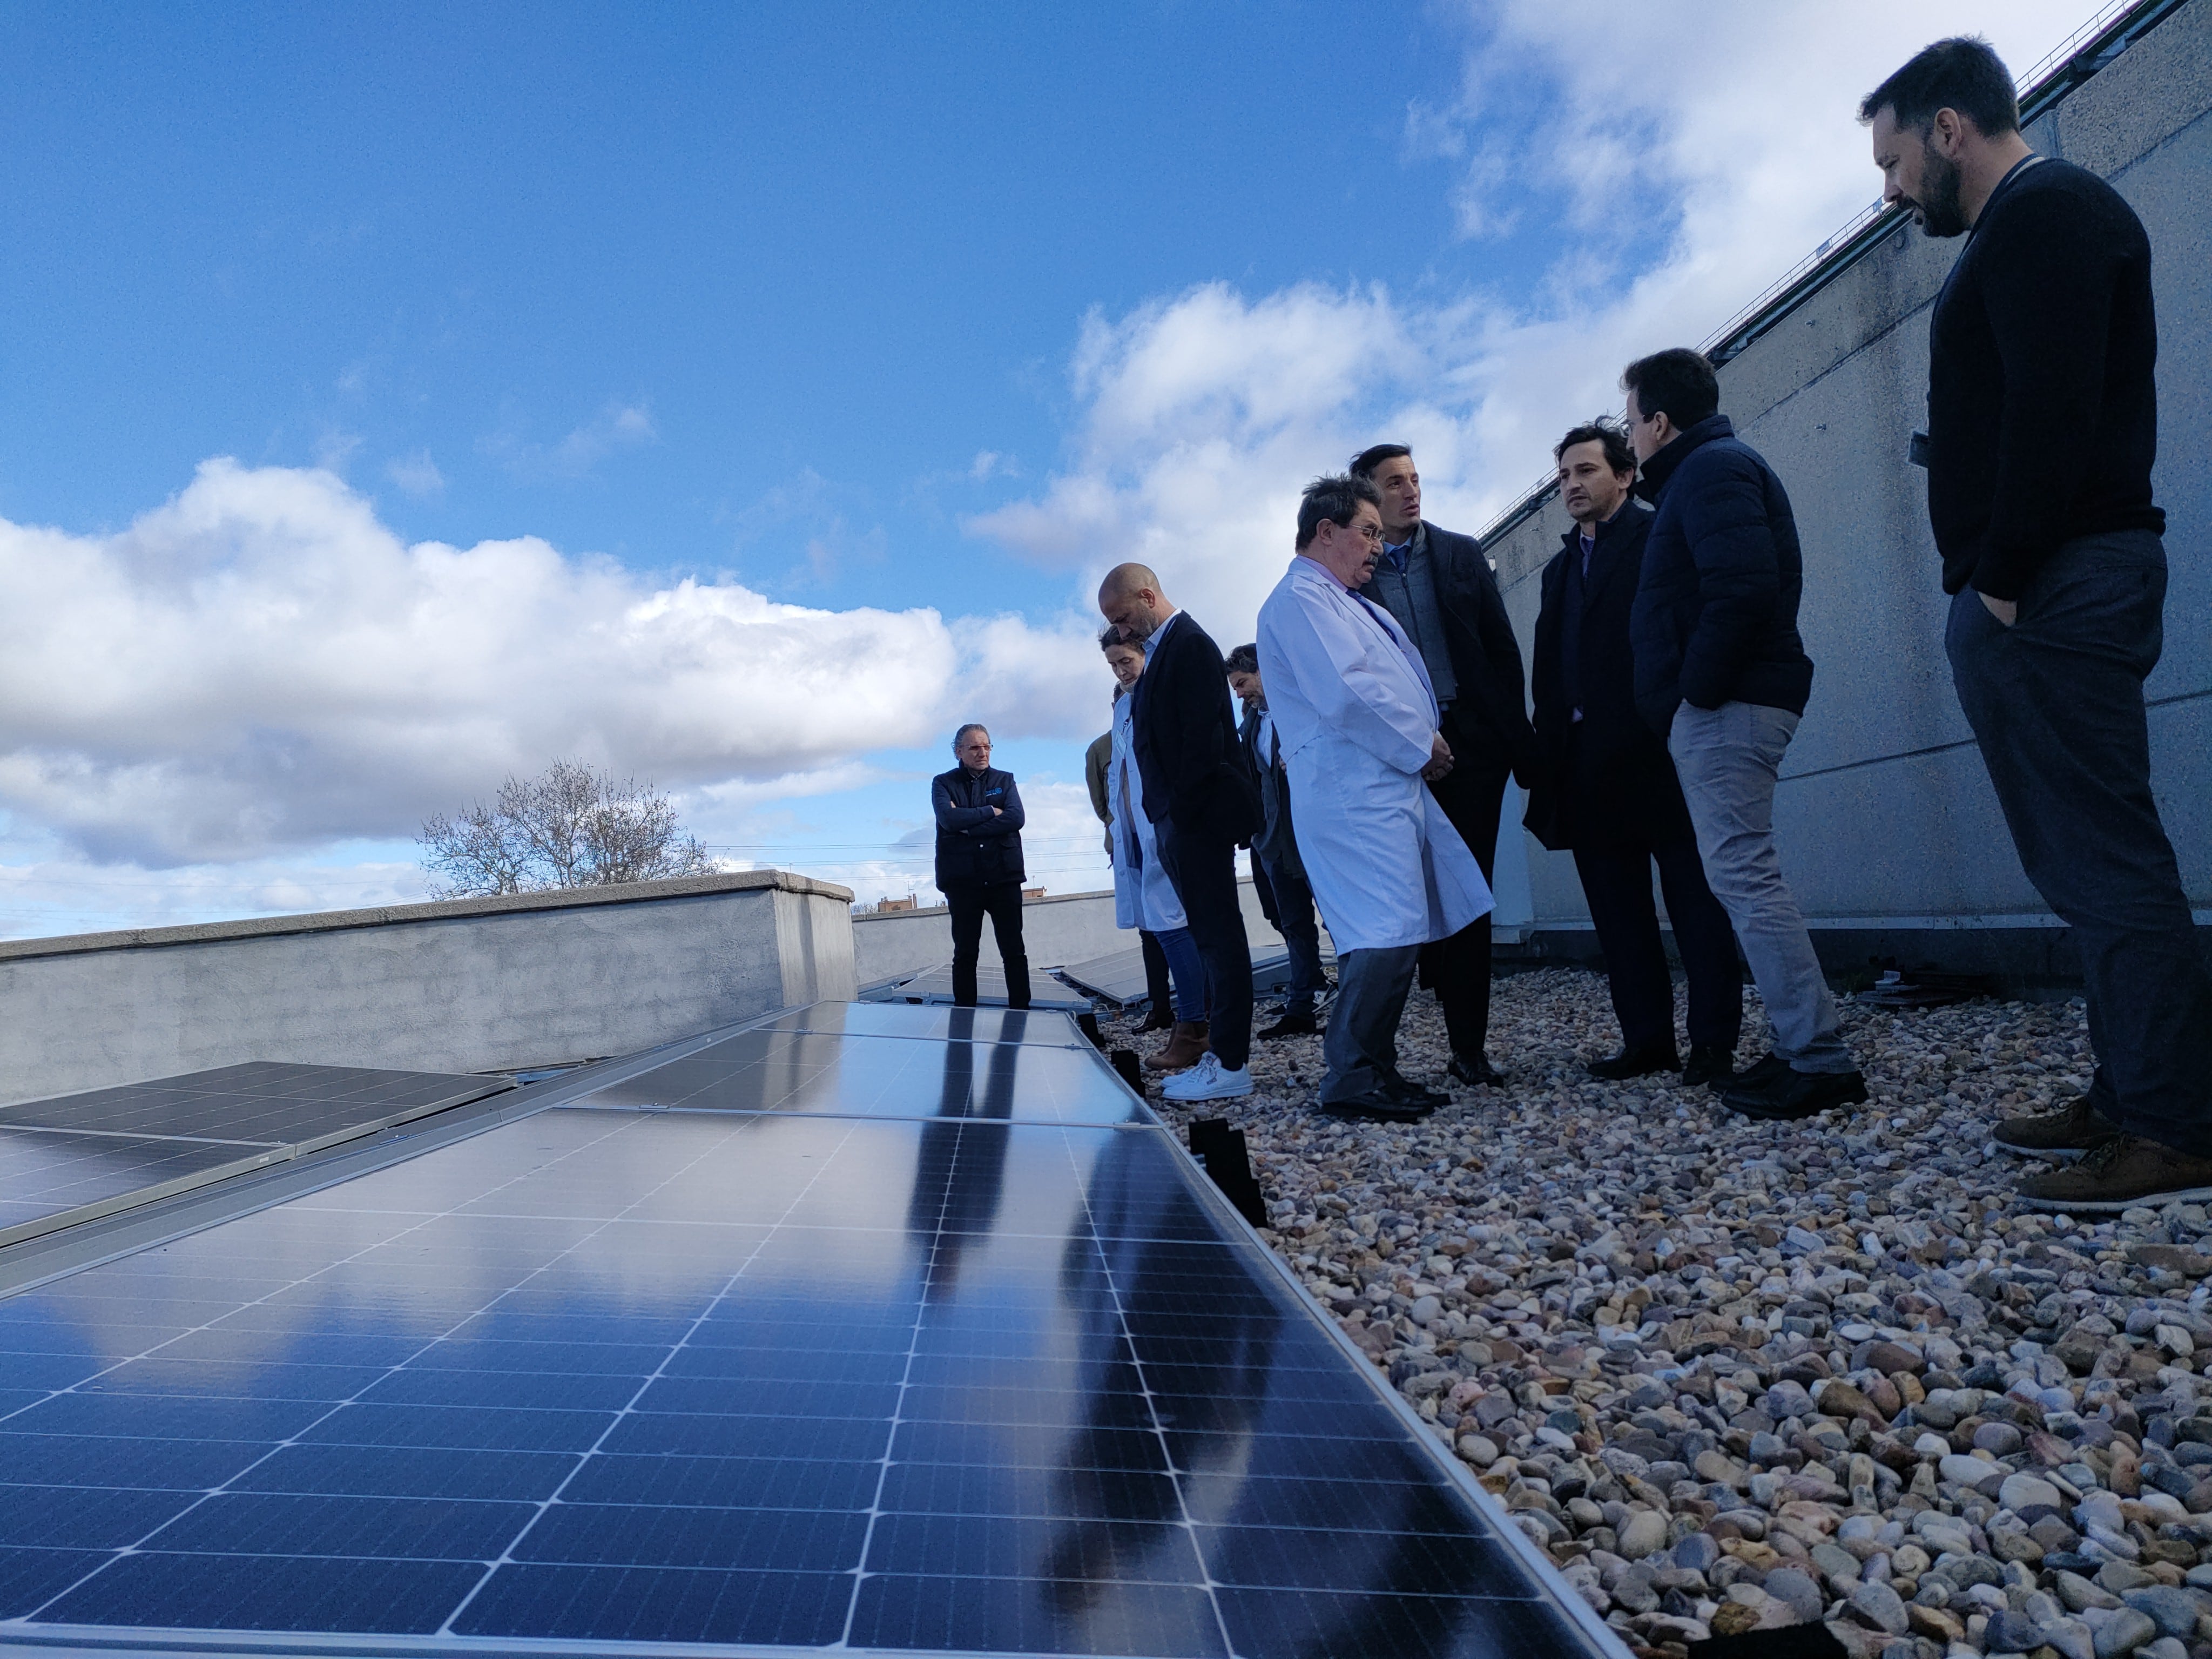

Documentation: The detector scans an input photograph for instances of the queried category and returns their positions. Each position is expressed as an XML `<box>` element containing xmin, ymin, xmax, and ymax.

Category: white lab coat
<box><xmin>1255</xmin><ymin>555</ymin><xmax>1493</xmax><ymax>952</ymax></box>
<box><xmin>1107</xmin><ymin>690</ymin><xmax>1186</xmax><ymax>933</ymax></box>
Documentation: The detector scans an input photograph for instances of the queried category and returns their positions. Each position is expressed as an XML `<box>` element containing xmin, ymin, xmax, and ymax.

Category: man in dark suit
<box><xmin>1097</xmin><ymin>563</ymin><xmax>1261</xmax><ymax>1102</ymax></box>
<box><xmin>1350</xmin><ymin>443</ymin><xmax>1538</xmax><ymax>1087</ymax></box>
<box><xmin>1525</xmin><ymin>423</ymin><xmax>1742</xmax><ymax>1085</ymax></box>
<box><xmin>1226</xmin><ymin>643</ymin><xmax>1324</xmax><ymax>1038</ymax></box>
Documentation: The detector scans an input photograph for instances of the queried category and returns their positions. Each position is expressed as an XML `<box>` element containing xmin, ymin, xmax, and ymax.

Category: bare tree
<box><xmin>420</xmin><ymin>760</ymin><xmax>716</xmax><ymax>898</ymax></box>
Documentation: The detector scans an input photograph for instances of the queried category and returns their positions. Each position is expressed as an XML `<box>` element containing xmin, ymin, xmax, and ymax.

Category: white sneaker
<box><xmin>1162</xmin><ymin>1053</ymin><xmax>1253</xmax><ymax>1102</ymax></box>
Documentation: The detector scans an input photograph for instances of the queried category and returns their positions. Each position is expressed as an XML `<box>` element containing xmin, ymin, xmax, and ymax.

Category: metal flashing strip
<box><xmin>0</xmin><ymin>1001</ymin><xmax>1623</xmax><ymax>1659</ymax></box>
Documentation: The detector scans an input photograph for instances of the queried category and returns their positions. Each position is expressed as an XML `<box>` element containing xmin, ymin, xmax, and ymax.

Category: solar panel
<box><xmin>1</xmin><ymin>1062</ymin><xmax>508</xmax><ymax>1154</ymax></box>
<box><xmin>754</xmin><ymin>1002</ymin><xmax>1086</xmax><ymax>1048</ymax></box>
<box><xmin>862</xmin><ymin>965</ymin><xmax>1096</xmax><ymax>1011</ymax></box>
<box><xmin>0</xmin><ymin>1007</ymin><xmax>1617</xmax><ymax>1659</ymax></box>
<box><xmin>571</xmin><ymin>1027</ymin><xmax>1139</xmax><ymax>1126</ymax></box>
<box><xmin>0</xmin><ymin>1063</ymin><xmax>513</xmax><ymax>1249</ymax></box>
<box><xmin>0</xmin><ymin>1129</ymin><xmax>281</xmax><ymax>1247</ymax></box>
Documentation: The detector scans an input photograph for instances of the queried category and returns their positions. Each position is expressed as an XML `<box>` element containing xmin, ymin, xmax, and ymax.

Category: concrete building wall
<box><xmin>1478</xmin><ymin>0</ymin><xmax>2211</xmax><ymax>969</ymax></box>
<box><xmin>0</xmin><ymin>871</ymin><xmax>855</xmax><ymax>1105</ymax></box>
<box><xmin>853</xmin><ymin>880</ymin><xmax>1304</xmax><ymax>991</ymax></box>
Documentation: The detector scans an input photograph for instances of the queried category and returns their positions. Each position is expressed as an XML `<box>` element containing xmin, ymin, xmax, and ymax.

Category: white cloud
<box><xmin>0</xmin><ymin>838</ymin><xmax>433</xmax><ymax>939</ymax></box>
<box><xmin>0</xmin><ymin>459</ymin><xmax>1100</xmax><ymax>868</ymax></box>
<box><xmin>385</xmin><ymin>449</ymin><xmax>445</xmax><ymax>498</ymax></box>
<box><xmin>970</xmin><ymin>2</ymin><xmax>2090</xmax><ymax>649</ymax></box>
<box><xmin>481</xmin><ymin>399</ymin><xmax>659</xmax><ymax>480</ymax></box>
<box><xmin>554</xmin><ymin>401</ymin><xmax>656</xmax><ymax>473</ymax></box>
<box><xmin>11</xmin><ymin>4</ymin><xmax>2103</xmax><ymax>927</ymax></box>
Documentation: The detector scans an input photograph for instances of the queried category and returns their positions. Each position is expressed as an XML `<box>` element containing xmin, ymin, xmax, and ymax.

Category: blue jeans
<box><xmin>1153</xmin><ymin>927</ymin><xmax>1208</xmax><ymax>1024</ymax></box>
<box><xmin>1947</xmin><ymin>530</ymin><xmax>2212</xmax><ymax>1156</ymax></box>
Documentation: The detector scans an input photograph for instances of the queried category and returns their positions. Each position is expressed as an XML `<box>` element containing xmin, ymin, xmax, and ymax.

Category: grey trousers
<box><xmin>1320</xmin><ymin>945</ymin><xmax>1420</xmax><ymax>1103</ymax></box>
<box><xmin>1668</xmin><ymin>701</ymin><xmax>1854</xmax><ymax>1075</ymax></box>
<box><xmin>1947</xmin><ymin>530</ymin><xmax>2212</xmax><ymax>1156</ymax></box>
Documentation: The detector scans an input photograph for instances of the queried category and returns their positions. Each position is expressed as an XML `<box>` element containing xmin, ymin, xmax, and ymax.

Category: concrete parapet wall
<box><xmin>854</xmin><ymin>880</ymin><xmax>1297</xmax><ymax>990</ymax></box>
<box><xmin>1480</xmin><ymin>0</ymin><xmax>2212</xmax><ymax>962</ymax></box>
<box><xmin>0</xmin><ymin>870</ymin><xmax>856</xmax><ymax>1105</ymax></box>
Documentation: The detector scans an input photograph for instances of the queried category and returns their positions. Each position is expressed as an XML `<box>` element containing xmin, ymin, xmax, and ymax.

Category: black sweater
<box><xmin>1928</xmin><ymin>157</ymin><xmax>2164</xmax><ymax>599</ymax></box>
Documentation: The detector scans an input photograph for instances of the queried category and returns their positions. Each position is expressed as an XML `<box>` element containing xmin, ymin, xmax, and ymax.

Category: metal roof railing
<box><xmin>1472</xmin><ymin>0</ymin><xmax>2190</xmax><ymax>550</ymax></box>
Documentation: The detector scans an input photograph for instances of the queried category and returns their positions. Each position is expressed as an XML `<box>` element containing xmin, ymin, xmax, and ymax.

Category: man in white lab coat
<box><xmin>1256</xmin><ymin>474</ymin><xmax>1495</xmax><ymax>1122</ymax></box>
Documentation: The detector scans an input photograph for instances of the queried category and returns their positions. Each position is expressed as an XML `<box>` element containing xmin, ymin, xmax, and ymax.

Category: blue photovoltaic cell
<box><xmin>0</xmin><ymin>1008</ymin><xmax>1608</xmax><ymax>1659</ymax></box>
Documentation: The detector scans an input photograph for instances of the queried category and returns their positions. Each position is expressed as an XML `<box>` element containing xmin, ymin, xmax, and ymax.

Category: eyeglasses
<box><xmin>1345</xmin><ymin>522</ymin><xmax>1383</xmax><ymax>544</ymax></box>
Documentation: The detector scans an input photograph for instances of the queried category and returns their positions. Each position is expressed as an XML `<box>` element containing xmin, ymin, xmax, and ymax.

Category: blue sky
<box><xmin>0</xmin><ymin>0</ymin><xmax>2094</xmax><ymax>932</ymax></box>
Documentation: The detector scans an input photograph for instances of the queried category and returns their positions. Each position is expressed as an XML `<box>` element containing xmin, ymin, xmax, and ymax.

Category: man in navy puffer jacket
<box><xmin>1624</xmin><ymin>348</ymin><xmax>1866</xmax><ymax>1121</ymax></box>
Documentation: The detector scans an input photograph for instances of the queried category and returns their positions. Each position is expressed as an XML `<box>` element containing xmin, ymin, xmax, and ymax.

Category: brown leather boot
<box><xmin>1143</xmin><ymin>1020</ymin><xmax>1210</xmax><ymax>1072</ymax></box>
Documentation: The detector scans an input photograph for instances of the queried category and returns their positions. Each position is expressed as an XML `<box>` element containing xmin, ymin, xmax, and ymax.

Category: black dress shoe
<box><xmin>1681</xmin><ymin>1044</ymin><xmax>1739</xmax><ymax>1088</ymax></box>
<box><xmin>1729</xmin><ymin>1052</ymin><xmax>1791</xmax><ymax>1089</ymax></box>
<box><xmin>1321</xmin><ymin>1089</ymin><xmax>1432</xmax><ymax>1124</ymax></box>
<box><xmin>1257</xmin><ymin>1009</ymin><xmax>1318</xmax><ymax>1039</ymax></box>
<box><xmin>1138</xmin><ymin>1008</ymin><xmax>1176</xmax><ymax>1032</ymax></box>
<box><xmin>1382</xmin><ymin>1071</ymin><xmax>1451</xmax><ymax>1109</ymax></box>
<box><xmin>1586</xmin><ymin>1041</ymin><xmax>1678</xmax><ymax>1081</ymax></box>
<box><xmin>1446</xmin><ymin>1053</ymin><xmax>1506</xmax><ymax>1088</ymax></box>
<box><xmin>1723</xmin><ymin>1067</ymin><xmax>1870</xmax><ymax>1121</ymax></box>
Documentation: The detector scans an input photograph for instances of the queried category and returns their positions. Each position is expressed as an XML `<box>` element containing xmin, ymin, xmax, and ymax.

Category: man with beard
<box><xmin>1863</xmin><ymin>39</ymin><xmax>2212</xmax><ymax>1208</ymax></box>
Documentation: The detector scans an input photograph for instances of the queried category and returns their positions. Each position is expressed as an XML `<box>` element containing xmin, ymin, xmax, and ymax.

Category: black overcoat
<box><xmin>1363</xmin><ymin>521</ymin><xmax>1539</xmax><ymax>779</ymax></box>
<box><xmin>1130</xmin><ymin>612</ymin><xmax>1260</xmax><ymax>846</ymax></box>
<box><xmin>1523</xmin><ymin>501</ymin><xmax>1697</xmax><ymax>853</ymax></box>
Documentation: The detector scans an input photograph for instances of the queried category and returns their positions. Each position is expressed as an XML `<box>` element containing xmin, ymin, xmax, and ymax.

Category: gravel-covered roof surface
<box><xmin>1118</xmin><ymin>968</ymin><xmax>2212</xmax><ymax>1659</ymax></box>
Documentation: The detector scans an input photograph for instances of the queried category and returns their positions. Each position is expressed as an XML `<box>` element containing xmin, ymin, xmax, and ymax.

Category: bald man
<box><xmin>1098</xmin><ymin>564</ymin><xmax>1262</xmax><ymax>1103</ymax></box>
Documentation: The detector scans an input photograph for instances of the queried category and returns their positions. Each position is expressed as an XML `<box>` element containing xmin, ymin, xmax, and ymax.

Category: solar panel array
<box><xmin>0</xmin><ymin>1006</ymin><xmax>1614</xmax><ymax>1659</ymax></box>
<box><xmin>0</xmin><ymin>1063</ymin><xmax>511</xmax><ymax>1249</ymax></box>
